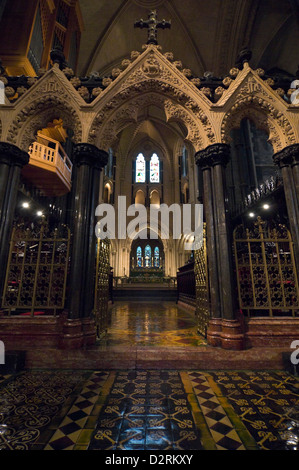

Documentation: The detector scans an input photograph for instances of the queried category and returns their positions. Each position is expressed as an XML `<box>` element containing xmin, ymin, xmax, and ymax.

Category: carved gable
<box><xmin>91</xmin><ymin>45</ymin><xmax>212</xmax><ymax>111</ymax></box>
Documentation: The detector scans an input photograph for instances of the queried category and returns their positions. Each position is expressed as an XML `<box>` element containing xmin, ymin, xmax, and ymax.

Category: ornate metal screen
<box><xmin>233</xmin><ymin>217</ymin><xmax>299</xmax><ymax>317</ymax></box>
<box><xmin>2</xmin><ymin>221</ymin><xmax>70</xmax><ymax>316</ymax></box>
<box><xmin>194</xmin><ymin>223</ymin><xmax>210</xmax><ymax>336</ymax></box>
<box><xmin>94</xmin><ymin>238</ymin><xmax>111</xmax><ymax>337</ymax></box>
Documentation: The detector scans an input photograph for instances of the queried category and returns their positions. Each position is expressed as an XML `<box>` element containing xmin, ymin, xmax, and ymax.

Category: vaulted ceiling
<box><xmin>77</xmin><ymin>0</ymin><xmax>299</xmax><ymax>79</ymax></box>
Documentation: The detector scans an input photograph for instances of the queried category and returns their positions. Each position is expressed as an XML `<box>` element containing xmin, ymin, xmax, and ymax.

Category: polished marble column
<box><xmin>195</xmin><ymin>150</ymin><xmax>221</xmax><ymax>346</ymax></box>
<box><xmin>61</xmin><ymin>143</ymin><xmax>108</xmax><ymax>348</ymax></box>
<box><xmin>195</xmin><ymin>144</ymin><xmax>244</xmax><ymax>350</ymax></box>
<box><xmin>273</xmin><ymin>144</ymin><xmax>299</xmax><ymax>274</ymax></box>
<box><xmin>0</xmin><ymin>142</ymin><xmax>29</xmax><ymax>296</ymax></box>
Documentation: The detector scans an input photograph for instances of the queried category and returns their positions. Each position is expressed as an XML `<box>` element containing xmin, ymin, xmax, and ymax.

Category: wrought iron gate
<box><xmin>94</xmin><ymin>238</ymin><xmax>111</xmax><ymax>337</ymax></box>
<box><xmin>2</xmin><ymin>221</ymin><xmax>70</xmax><ymax>316</ymax></box>
<box><xmin>233</xmin><ymin>217</ymin><xmax>299</xmax><ymax>317</ymax></box>
<box><xmin>194</xmin><ymin>223</ymin><xmax>210</xmax><ymax>337</ymax></box>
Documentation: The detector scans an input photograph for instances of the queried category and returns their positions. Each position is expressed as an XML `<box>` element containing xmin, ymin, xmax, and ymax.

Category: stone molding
<box><xmin>72</xmin><ymin>143</ymin><xmax>108</xmax><ymax>170</ymax></box>
<box><xmin>273</xmin><ymin>143</ymin><xmax>299</xmax><ymax>168</ymax></box>
<box><xmin>0</xmin><ymin>141</ymin><xmax>29</xmax><ymax>167</ymax></box>
<box><xmin>1</xmin><ymin>44</ymin><xmax>297</xmax><ymax>156</ymax></box>
<box><xmin>195</xmin><ymin>143</ymin><xmax>231</xmax><ymax>169</ymax></box>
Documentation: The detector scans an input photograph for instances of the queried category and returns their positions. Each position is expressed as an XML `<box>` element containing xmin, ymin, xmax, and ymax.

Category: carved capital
<box><xmin>0</xmin><ymin>142</ymin><xmax>29</xmax><ymax>167</ymax></box>
<box><xmin>195</xmin><ymin>143</ymin><xmax>231</xmax><ymax>169</ymax></box>
<box><xmin>273</xmin><ymin>143</ymin><xmax>299</xmax><ymax>168</ymax></box>
<box><xmin>73</xmin><ymin>143</ymin><xmax>108</xmax><ymax>170</ymax></box>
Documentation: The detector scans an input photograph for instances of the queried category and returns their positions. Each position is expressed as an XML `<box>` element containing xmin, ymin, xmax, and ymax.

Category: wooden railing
<box><xmin>28</xmin><ymin>133</ymin><xmax>72</xmax><ymax>190</ymax></box>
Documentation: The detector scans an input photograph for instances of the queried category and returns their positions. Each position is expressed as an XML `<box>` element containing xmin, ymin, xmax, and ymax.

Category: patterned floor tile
<box><xmin>188</xmin><ymin>371</ymin><xmax>247</xmax><ymax>450</ymax></box>
<box><xmin>0</xmin><ymin>368</ymin><xmax>298</xmax><ymax>451</ymax></box>
<box><xmin>0</xmin><ymin>370</ymin><xmax>91</xmax><ymax>450</ymax></box>
<box><xmin>88</xmin><ymin>370</ymin><xmax>203</xmax><ymax>450</ymax></box>
<box><xmin>208</xmin><ymin>371</ymin><xmax>299</xmax><ymax>450</ymax></box>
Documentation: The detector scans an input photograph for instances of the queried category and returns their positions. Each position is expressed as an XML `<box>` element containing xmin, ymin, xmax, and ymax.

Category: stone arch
<box><xmin>220</xmin><ymin>98</ymin><xmax>296</xmax><ymax>154</ymax></box>
<box><xmin>7</xmin><ymin>96</ymin><xmax>82</xmax><ymax>152</ymax></box>
<box><xmin>87</xmin><ymin>79</ymin><xmax>215</xmax><ymax>153</ymax></box>
<box><xmin>150</xmin><ymin>189</ymin><xmax>160</xmax><ymax>205</ymax></box>
<box><xmin>135</xmin><ymin>189</ymin><xmax>146</xmax><ymax>205</ymax></box>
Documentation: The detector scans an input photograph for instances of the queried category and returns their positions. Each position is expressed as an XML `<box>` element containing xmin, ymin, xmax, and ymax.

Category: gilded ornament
<box><xmin>17</xmin><ymin>86</ymin><xmax>27</xmax><ymax>96</ymax></box>
<box><xmin>191</xmin><ymin>78</ymin><xmax>201</xmax><ymax>86</ymax></box>
<box><xmin>102</xmin><ymin>77</ymin><xmax>113</xmax><ymax>87</ymax></box>
<box><xmin>131</xmin><ymin>50</ymin><xmax>140</xmax><ymax>60</ymax></box>
<box><xmin>121</xmin><ymin>59</ymin><xmax>131</xmax><ymax>69</ymax></box>
<box><xmin>201</xmin><ymin>87</ymin><xmax>212</xmax><ymax>97</ymax></box>
<box><xmin>62</xmin><ymin>67</ymin><xmax>74</xmax><ymax>77</ymax></box>
<box><xmin>92</xmin><ymin>87</ymin><xmax>103</xmax><ymax>97</ymax></box>
<box><xmin>223</xmin><ymin>76</ymin><xmax>233</xmax><ymax>87</ymax></box>
<box><xmin>70</xmin><ymin>77</ymin><xmax>81</xmax><ymax>88</ymax></box>
<box><xmin>173</xmin><ymin>60</ymin><xmax>182</xmax><ymax>69</ymax></box>
<box><xmin>5</xmin><ymin>86</ymin><xmax>15</xmax><ymax>97</ymax></box>
<box><xmin>111</xmin><ymin>68</ymin><xmax>122</xmax><ymax>78</ymax></box>
<box><xmin>164</xmin><ymin>52</ymin><xmax>174</xmax><ymax>61</ymax></box>
<box><xmin>182</xmin><ymin>68</ymin><xmax>192</xmax><ymax>77</ymax></box>
<box><xmin>275</xmin><ymin>88</ymin><xmax>285</xmax><ymax>97</ymax></box>
<box><xmin>255</xmin><ymin>68</ymin><xmax>265</xmax><ymax>77</ymax></box>
<box><xmin>229</xmin><ymin>67</ymin><xmax>239</xmax><ymax>77</ymax></box>
<box><xmin>265</xmin><ymin>78</ymin><xmax>274</xmax><ymax>86</ymax></box>
<box><xmin>215</xmin><ymin>86</ymin><xmax>225</xmax><ymax>97</ymax></box>
<box><xmin>27</xmin><ymin>77</ymin><xmax>37</xmax><ymax>86</ymax></box>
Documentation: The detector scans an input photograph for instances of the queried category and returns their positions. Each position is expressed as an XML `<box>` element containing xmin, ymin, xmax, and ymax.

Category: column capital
<box><xmin>73</xmin><ymin>143</ymin><xmax>108</xmax><ymax>170</ymax></box>
<box><xmin>0</xmin><ymin>142</ymin><xmax>29</xmax><ymax>167</ymax></box>
<box><xmin>195</xmin><ymin>143</ymin><xmax>231</xmax><ymax>169</ymax></box>
<box><xmin>273</xmin><ymin>143</ymin><xmax>299</xmax><ymax>168</ymax></box>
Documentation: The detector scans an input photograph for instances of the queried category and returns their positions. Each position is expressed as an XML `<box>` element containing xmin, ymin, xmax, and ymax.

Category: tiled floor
<box><xmin>0</xmin><ymin>369</ymin><xmax>298</xmax><ymax>450</ymax></box>
<box><xmin>1</xmin><ymin>301</ymin><xmax>298</xmax><ymax>451</ymax></box>
<box><xmin>99</xmin><ymin>301</ymin><xmax>207</xmax><ymax>349</ymax></box>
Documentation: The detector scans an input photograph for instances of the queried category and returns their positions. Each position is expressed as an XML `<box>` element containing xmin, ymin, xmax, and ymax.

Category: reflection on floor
<box><xmin>99</xmin><ymin>301</ymin><xmax>206</xmax><ymax>348</ymax></box>
<box><xmin>0</xmin><ymin>369</ymin><xmax>298</xmax><ymax>450</ymax></box>
<box><xmin>1</xmin><ymin>301</ymin><xmax>298</xmax><ymax>450</ymax></box>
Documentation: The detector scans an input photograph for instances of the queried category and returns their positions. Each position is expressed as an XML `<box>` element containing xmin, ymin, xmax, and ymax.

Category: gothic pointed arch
<box><xmin>7</xmin><ymin>95</ymin><xmax>82</xmax><ymax>152</ymax></box>
<box><xmin>87</xmin><ymin>45</ymin><xmax>216</xmax><ymax>152</ymax></box>
<box><xmin>217</xmin><ymin>66</ymin><xmax>297</xmax><ymax>153</ymax></box>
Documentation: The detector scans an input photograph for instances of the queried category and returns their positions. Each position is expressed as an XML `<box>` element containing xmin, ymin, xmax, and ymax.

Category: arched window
<box><xmin>154</xmin><ymin>246</ymin><xmax>160</xmax><ymax>267</ymax></box>
<box><xmin>136</xmin><ymin>246</ymin><xmax>142</xmax><ymax>267</ymax></box>
<box><xmin>144</xmin><ymin>244</ymin><xmax>152</xmax><ymax>267</ymax></box>
<box><xmin>150</xmin><ymin>153</ymin><xmax>160</xmax><ymax>183</ymax></box>
<box><xmin>135</xmin><ymin>189</ymin><xmax>145</xmax><ymax>205</ymax></box>
<box><xmin>150</xmin><ymin>189</ymin><xmax>160</xmax><ymax>206</ymax></box>
<box><xmin>136</xmin><ymin>153</ymin><xmax>146</xmax><ymax>183</ymax></box>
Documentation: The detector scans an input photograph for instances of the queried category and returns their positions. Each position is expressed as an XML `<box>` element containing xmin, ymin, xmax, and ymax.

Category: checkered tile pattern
<box><xmin>43</xmin><ymin>371</ymin><xmax>110</xmax><ymax>450</ymax></box>
<box><xmin>188</xmin><ymin>372</ymin><xmax>246</xmax><ymax>450</ymax></box>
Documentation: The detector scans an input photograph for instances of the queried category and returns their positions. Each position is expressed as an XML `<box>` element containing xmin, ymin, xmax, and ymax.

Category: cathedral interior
<box><xmin>0</xmin><ymin>0</ymin><xmax>299</xmax><ymax>453</ymax></box>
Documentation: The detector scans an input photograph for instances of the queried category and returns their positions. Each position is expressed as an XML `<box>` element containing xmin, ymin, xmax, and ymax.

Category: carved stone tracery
<box><xmin>0</xmin><ymin>45</ymin><xmax>297</xmax><ymax>159</ymax></box>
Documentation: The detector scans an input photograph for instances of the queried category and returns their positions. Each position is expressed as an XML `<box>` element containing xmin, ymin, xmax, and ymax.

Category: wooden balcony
<box><xmin>21</xmin><ymin>133</ymin><xmax>73</xmax><ymax>196</ymax></box>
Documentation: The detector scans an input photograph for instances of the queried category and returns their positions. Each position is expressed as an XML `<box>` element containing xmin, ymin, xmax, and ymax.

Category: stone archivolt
<box><xmin>0</xmin><ymin>45</ymin><xmax>298</xmax><ymax>153</ymax></box>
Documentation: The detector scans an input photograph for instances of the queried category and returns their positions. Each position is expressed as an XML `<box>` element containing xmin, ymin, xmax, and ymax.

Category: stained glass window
<box><xmin>144</xmin><ymin>245</ymin><xmax>152</xmax><ymax>268</ymax></box>
<box><xmin>136</xmin><ymin>246</ymin><xmax>142</xmax><ymax>267</ymax></box>
<box><xmin>136</xmin><ymin>153</ymin><xmax>146</xmax><ymax>183</ymax></box>
<box><xmin>154</xmin><ymin>246</ymin><xmax>160</xmax><ymax>267</ymax></box>
<box><xmin>150</xmin><ymin>153</ymin><xmax>160</xmax><ymax>183</ymax></box>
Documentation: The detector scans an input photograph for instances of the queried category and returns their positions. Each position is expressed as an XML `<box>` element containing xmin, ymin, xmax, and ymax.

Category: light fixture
<box><xmin>263</xmin><ymin>204</ymin><xmax>270</xmax><ymax>210</ymax></box>
<box><xmin>22</xmin><ymin>202</ymin><xmax>30</xmax><ymax>208</ymax></box>
<box><xmin>37</xmin><ymin>211</ymin><xmax>43</xmax><ymax>217</ymax></box>
<box><xmin>249</xmin><ymin>212</ymin><xmax>255</xmax><ymax>218</ymax></box>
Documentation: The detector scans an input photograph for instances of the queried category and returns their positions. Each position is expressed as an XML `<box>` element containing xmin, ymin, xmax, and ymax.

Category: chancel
<box><xmin>0</xmin><ymin>0</ymin><xmax>298</xmax><ymax>452</ymax></box>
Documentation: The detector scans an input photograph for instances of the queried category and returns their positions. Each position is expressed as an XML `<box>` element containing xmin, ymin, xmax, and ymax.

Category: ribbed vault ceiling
<box><xmin>77</xmin><ymin>0</ymin><xmax>299</xmax><ymax>78</ymax></box>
